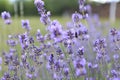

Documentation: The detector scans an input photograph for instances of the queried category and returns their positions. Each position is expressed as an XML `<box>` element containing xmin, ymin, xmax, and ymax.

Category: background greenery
<box><xmin>0</xmin><ymin>0</ymin><xmax>79</xmax><ymax>16</ymax></box>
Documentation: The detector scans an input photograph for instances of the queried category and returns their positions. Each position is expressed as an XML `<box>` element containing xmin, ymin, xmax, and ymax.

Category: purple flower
<box><xmin>19</xmin><ymin>33</ymin><xmax>29</xmax><ymax>49</ymax></box>
<box><xmin>3</xmin><ymin>72</ymin><xmax>10</xmax><ymax>79</ymax></box>
<box><xmin>7</xmin><ymin>39</ymin><xmax>17</xmax><ymax>47</ymax></box>
<box><xmin>78</xmin><ymin>0</ymin><xmax>85</xmax><ymax>6</ymax></box>
<box><xmin>21</xmin><ymin>20</ymin><xmax>31</xmax><ymax>31</ymax></box>
<box><xmin>49</xmin><ymin>20</ymin><xmax>64</xmax><ymax>42</ymax></box>
<box><xmin>113</xmin><ymin>54</ymin><xmax>119</xmax><ymax>60</ymax></box>
<box><xmin>75</xmin><ymin>67</ymin><xmax>86</xmax><ymax>77</ymax></box>
<box><xmin>67</xmin><ymin>45</ymin><xmax>73</xmax><ymax>54</ymax></box>
<box><xmin>111</xmin><ymin>70</ymin><xmax>118</xmax><ymax>77</ymax></box>
<box><xmin>110</xmin><ymin>28</ymin><xmax>118</xmax><ymax>36</ymax></box>
<box><xmin>40</xmin><ymin>13</ymin><xmax>51</xmax><ymax>25</ymax></box>
<box><xmin>1</xmin><ymin>11</ymin><xmax>11</xmax><ymax>20</ymax></box>
<box><xmin>1</xmin><ymin>77</ymin><xmax>6</xmax><ymax>80</ymax></box>
<box><xmin>26</xmin><ymin>73</ymin><xmax>33</xmax><ymax>79</ymax></box>
<box><xmin>34</xmin><ymin>0</ymin><xmax>44</xmax><ymax>5</ymax></box>
<box><xmin>116</xmin><ymin>32</ymin><xmax>120</xmax><ymax>41</ymax></box>
<box><xmin>80</xmin><ymin>58</ymin><xmax>86</xmax><ymax>66</ymax></box>
<box><xmin>36</xmin><ymin>29</ymin><xmax>44</xmax><ymax>42</ymax></box>
<box><xmin>73</xmin><ymin>58</ymin><xmax>86</xmax><ymax>69</ymax></box>
<box><xmin>78</xmin><ymin>0</ymin><xmax>86</xmax><ymax>10</ymax></box>
<box><xmin>4</xmin><ymin>19</ymin><xmax>12</xmax><ymax>25</ymax></box>
<box><xmin>63</xmin><ymin>67</ymin><xmax>69</xmax><ymax>77</ymax></box>
<box><xmin>72</xmin><ymin>12</ymin><xmax>82</xmax><ymax>23</ymax></box>
<box><xmin>54</xmin><ymin>61</ymin><xmax>61</xmax><ymax>72</ymax></box>
<box><xmin>48</xmin><ymin>54</ymin><xmax>54</xmax><ymax>65</ymax></box>
<box><xmin>66</xmin><ymin>29</ymin><xmax>75</xmax><ymax>39</ymax></box>
<box><xmin>85</xmin><ymin>5</ymin><xmax>92</xmax><ymax>13</ymax></box>
<box><xmin>53</xmin><ymin>73</ymin><xmax>58</xmax><ymax>80</ymax></box>
<box><xmin>34</xmin><ymin>0</ymin><xmax>45</xmax><ymax>14</ymax></box>
<box><xmin>92</xmin><ymin>64</ymin><xmax>98</xmax><ymax>69</ymax></box>
<box><xmin>93</xmin><ymin>38</ymin><xmax>107</xmax><ymax>49</ymax></box>
<box><xmin>112</xmin><ymin>77</ymin><xmax>120</xmax><ymax>80</ymax></box>
<box><xmin>1</xmin><ymin>11</ymin><xmax>12</xmax><ymax>24</ymax></box>
<box><xmin>0</xmin><ymin>57</ymin><xmax>2</xmax><ymax>64</ymax></box>
<box><xmin>77</xmin><ymin>46</ymin><xmax>84</xmax><ymax>55</ymax></box>
<box><xmin>87</xmin><ymin>62</ymin><xmax>92</xmax><ymax>68</ymax></box>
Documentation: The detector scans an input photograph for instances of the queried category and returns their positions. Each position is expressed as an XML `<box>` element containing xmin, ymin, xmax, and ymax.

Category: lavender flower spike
<box><xmin>1</xmin><ymin>11</ymin><xmax>11</xmax><ymax>20</ymax></box>
<box><xmin>72</xmin><ymin>12</ymin><xmax>82</xmax><ymax>23</ymax></box>
<box><xmin>1</xmin><ymin>11</ymin><xmax>12</xmax><ymax>24</ymax></box>
<box><xmin>4</xmin><ymin>19</ymin><xmax>12</xmax><ymax>25</ymax></box>
<box><xmin>34</xmin><ymin>0</ymin><xmax>45</xmax><ymax>14</ymax></box>
<box><xmin>21</xmin><ymin>20</ymin><xmax>31</xmax><ymax>31</ymax></box>
<box><xmin>34</xmin><ymin>0</ymin><xmax>44</xmax><ymax>8</ymax></box>
<box><xmin>40</xmin><ymin>12</ymin><xmax>51</xmax><ymax>25</ymax></box>
<box><xmin>78</xmin><ymin>0</ymin><xmax>86</xmax><ymax>9</ymax></box>
<box><xmin>0</xmin><ymin>57</ymin><xmax>2</xmax><ymax>64</ymax></box>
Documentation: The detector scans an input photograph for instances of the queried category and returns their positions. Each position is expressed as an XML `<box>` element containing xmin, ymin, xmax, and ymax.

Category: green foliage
<box><xmin>44</xmin><ymin>0</ymin><xmax>78</xmax><ymax>15</ymax></box>
<box><xmin>0</xmin><ymin>0</ymin><xmax>79</xmax><ymax>16</ymax></box>
<box><xmin>0</xmin><ymin>0</ymin><xmax>15</xmax><ymax>16</ymax></box>
<box><xmin>0</xmin><ymin>0</ymin><xmax>9</xmax><ymax>13</ymax></box>
<box><xmin>23</xmin><ymin>1</ymin><xmax>38</xmax><ymax>16</ymax></box>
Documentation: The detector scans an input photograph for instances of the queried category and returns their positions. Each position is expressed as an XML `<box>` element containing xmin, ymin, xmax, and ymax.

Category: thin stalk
<box><xmin>61</xmin><ymin>44</ymin><xmax>76</xmax><ymax>80</ymax></box>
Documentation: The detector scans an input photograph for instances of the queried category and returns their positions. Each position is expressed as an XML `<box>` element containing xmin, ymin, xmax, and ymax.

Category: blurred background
<box><xmin>0</xmin><ymin>0</ymin><xmax>120</xmax><ymax>19</ymax></box>
<box><xmin>0</xmin><ymin>0</ymin><xmax>120</xmax><ymax>52</ymax></box>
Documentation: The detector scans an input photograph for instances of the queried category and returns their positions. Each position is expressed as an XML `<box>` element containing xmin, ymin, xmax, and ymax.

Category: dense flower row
<box><xmin>0</xmin><ymin>0</ymin><xmax>120</xmax><ymax>80</ymax></box>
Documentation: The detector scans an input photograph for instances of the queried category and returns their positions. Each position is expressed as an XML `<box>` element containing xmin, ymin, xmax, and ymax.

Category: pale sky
<box><xmin>9</xmin><ymin>0</ymin><xmax>15</xmax><ymax>3</ymax></box>
<box><xmin>9</xmin><ymin>0</ymin><xmax>31</xmax><ymax>3</ymax></box>
<box><xmin>90</xmin><ymin>0</ymin><xmax>120</xmax><ymax>3</ymax></box>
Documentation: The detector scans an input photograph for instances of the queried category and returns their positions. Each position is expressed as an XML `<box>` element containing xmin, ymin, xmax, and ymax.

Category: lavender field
<box><xmin>0</xmin><ymin>0</ymin><xmax>120</xmax><ymax>80</ymax></box>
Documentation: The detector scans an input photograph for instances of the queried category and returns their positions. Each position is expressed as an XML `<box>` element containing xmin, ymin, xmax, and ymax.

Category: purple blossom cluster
<box><xmin>0</xmin><ymin>0</ymin><xmax>120</xmax><ymax>80</ymax></box>
<box><xmin>21</xmin><ymin>20</ymin><xmax>31</xmax><ymax>31</ymax></box>
<box><xmin>1</xmin><ymin>11</ymin><xmax>12</xmax><ymax>25</ymax></box>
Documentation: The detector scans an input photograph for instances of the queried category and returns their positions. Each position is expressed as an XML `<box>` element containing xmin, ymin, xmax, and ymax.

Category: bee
<box><xmin>75</xmin><ymin>32</ymin><xmax>78</xmax><ymax>38</ymax></box>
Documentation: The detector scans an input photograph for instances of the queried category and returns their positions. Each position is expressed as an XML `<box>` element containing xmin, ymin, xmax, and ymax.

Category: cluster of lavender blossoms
<box><xmin>0</xmin><ymin>0</ymin><xmax>120</xmax><ymax>80</ymax></box>
<box><xmin>1</xmin><ymin>11</ymin><xmax>12</xmax><ymax>25</ymax></box>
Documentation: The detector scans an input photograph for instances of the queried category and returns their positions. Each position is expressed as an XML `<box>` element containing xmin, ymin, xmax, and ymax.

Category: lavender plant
<box><xmin>1</xmin><ymin>11</ymin><xmax>12</xmax><ymax>25</ymax></box>
<box><xmin>0</xmin><ymin>0</ymin><xmax>120</xmax><ymax>80</ymax></box>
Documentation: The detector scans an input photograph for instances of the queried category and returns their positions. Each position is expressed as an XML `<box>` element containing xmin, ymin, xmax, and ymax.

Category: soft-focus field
<box><xmin>0</xmin><ymin>16</ymin><xmax>120</xmax><ymax>80</ymax></box>
<box><xmin>0</xmin><ymin>16</ymin><xmax>71</xmax><ymax>51</ymax></box>
<box><xmin>0</xmin><ymin>16</ymin><xmax>120</xmax><ymax>52</ymax></box>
